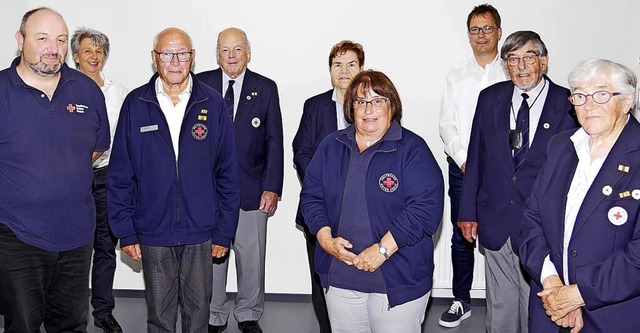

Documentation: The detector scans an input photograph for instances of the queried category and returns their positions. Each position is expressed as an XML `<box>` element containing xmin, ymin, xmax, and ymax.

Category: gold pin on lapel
<box><xmin>618</xmin><ymin>164</ymin><xmax>630</xmax><ymax>173</ymax></box>
<box><xmin>198</xmin><ymin>115</ymin><xmax>207</xmax><ymax>121</ymax></box>
<box><xmin>619</xmin><ymin>190</ymin><xmax>631</xmax><ymax>198</ymax></box>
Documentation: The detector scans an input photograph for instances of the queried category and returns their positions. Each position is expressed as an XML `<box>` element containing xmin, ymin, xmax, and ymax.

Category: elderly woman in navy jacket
<box><xmin>519</xmin><ymin>59</ymin><xmax>640</xmax><ymax>333</ymax></box>
<box><xmin>301</xmin><ymin>70</ymin><xmax>443</xmax><ymax>333</ymax></box>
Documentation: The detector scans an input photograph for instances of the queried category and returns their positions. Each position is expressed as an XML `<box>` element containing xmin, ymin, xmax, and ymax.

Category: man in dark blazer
<box><xmin>457</xmin><ymin>31</ymin><xmax>578</xmax><ymax>333</ymax></box>
<box><xmin>292</xmin><ymin>40</ymin><xmax>365</xmax><ymax>333</ymax></box>
<box><xmin>197</xmin><ymin>27</ymin><xmax>284</xmax><ymax>333</ymax></box>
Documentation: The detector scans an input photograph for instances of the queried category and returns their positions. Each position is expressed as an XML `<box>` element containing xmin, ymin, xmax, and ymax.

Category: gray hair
<box><xmin>70</xmin><ymin>27</ymin><xmax>110</xmax><ymax>63</ymax></box>
<box><xmin>216</xmin><ymin>27</ymin><xmax>251</xmax><ymax>53</ymax></box>
<box><xmin>501</xmin><ymin>30</ymin><xmax>548</xmax><ymax>58</ymax></box>
<box><xmin>568</xmin><ymin>59</ymin><xmax>637</xmax><ymax>112</ymax></box>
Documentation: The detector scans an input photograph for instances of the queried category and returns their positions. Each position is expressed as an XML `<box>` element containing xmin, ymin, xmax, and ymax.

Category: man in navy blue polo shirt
<box><xmin>0</xmin><ymin>7</ymin><xmax>110</xmax><ymax>333</ymax></box>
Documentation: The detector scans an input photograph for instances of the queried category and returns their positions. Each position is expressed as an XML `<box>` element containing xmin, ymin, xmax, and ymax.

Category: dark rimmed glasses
<box><xmin>468</xmin><ymin>26</ymin><xmax>497</xmax><ymax>35</ymax></box>
<box><xmin>354</xmin><ymin>98</ymin><xmax>389</xmax><ymax>110</ymax></box>
<box><xmin>153</xmin><ymin>50</ymin><xmax>194</xmax><ymax>63</ymax></box>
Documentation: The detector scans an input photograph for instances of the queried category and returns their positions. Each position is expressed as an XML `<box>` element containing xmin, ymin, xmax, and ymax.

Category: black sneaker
<box><xmin>94</xmin><ymin>314</ymin><xmax>123</xmax><ymax>333</ymax></box>
<box><xmin>438</xmin><ymin>299</ymin><xmax>471</xmax><ymax>328</ymax></box>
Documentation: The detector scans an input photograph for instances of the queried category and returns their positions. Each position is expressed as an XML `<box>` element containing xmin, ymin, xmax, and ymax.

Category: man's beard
<box><xmin>27</xmin><ymin>53</ymin><xmax>63</xmax><ymax>77</ymax></box>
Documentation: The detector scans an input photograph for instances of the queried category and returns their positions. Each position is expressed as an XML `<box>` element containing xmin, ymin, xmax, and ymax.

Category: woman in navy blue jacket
<box><xmin>301</xmin><ymin>70</ymin><xmax>443</xmax><ymax>332</ymax></box>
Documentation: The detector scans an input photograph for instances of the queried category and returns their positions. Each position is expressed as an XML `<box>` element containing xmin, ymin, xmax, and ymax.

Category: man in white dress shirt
<box><xmin>438</xmin><ymin>3</ymin><xmax>507</xmax><ymax>328</ymax></box>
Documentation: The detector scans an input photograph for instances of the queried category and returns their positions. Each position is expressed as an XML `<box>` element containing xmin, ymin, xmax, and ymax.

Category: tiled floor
<box><xmin>0</xmin><ymin>296</ymin><xmax>486</xmax><ymax>332</ymax></box>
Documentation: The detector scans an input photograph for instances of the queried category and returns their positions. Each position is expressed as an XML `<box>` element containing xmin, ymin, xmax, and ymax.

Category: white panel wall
<box><xmin>1</xmin><ymin>0</ymin><xmax>638</xmax><ymax>297</ymax></box>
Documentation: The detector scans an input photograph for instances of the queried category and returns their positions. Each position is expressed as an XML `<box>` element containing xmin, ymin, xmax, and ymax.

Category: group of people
<box><xmin>0</xmin><ymin>7</ymin><xmax>282</xmax><ymax>333</ymax></box>
<box><xmin>438</xmin><ymin>3</ymin><xmax>640</xmax><ymax>333</ymax></box>
<box><xmin>1</xmin><ymin>3</ymin><xmax>639</xmax><ymax>333</ymax></box>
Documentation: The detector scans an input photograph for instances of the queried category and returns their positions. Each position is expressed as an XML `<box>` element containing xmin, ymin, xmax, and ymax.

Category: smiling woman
<box><xmin>301</xmin><ymin>70</ymin><xmax>444</xmax><ymax>332</ymax></box>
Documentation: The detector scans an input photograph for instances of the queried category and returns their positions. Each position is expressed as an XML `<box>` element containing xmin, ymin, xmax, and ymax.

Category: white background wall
<box><xmin>1</xmin><ymin>0</ymin><xmax>638</xmax><ymax>298</ymax></box>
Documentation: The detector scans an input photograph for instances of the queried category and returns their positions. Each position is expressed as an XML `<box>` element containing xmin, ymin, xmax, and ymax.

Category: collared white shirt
<box><xmin>332</xmin><ymin>88</ymin><xmax>349</xmax><ymax>130</ymax></box>
<box><xmin>540</xmin><ymin>128</ymin><xmax>607</xmax><ymax>283</ymax></box>
<box><xmin>223</xmin><ymin>71</ymin><xmax>246</xmax><ymax>121</ymax></box>
<box><xmin>439</xmin><ymin>54</ymin><xmax>508</xmax><ymax>167</ymax></box>
<box><xmin>155</xmin><ymin>75</ymin><xmax>193</xmax><ymax>157</ymax></box>
<box><xmin>509</xmin><ymin>77</ymin><xmax>550</xmax><ymax>149</ymax></box>
<box><xmin>93</xmin><ymin>72</ymin><xmax>128</xmax><ymax>169</ymax></box>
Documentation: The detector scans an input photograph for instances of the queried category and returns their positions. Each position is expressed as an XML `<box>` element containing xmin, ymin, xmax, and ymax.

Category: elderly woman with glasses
<box><xmin>519</xmin><ymin>59</ymin><xmax>640</xmax><ymax>333</ymax></box>
<box><xmin>301</xmin><ymin>70</ymin><xmax>443</xmax><ymax>332</ymax></box>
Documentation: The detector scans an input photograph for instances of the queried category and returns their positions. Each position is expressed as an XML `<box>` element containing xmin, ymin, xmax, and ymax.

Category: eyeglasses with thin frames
<box><xmin>468</xmin><ymin>26</ymin><xmax>497</xmax><ymax>35</ymax></box>
<box><xmin>354</xmin><ymin>98</ymin><xmax>389</xmax><ymax>110</ymax></box>
<box><xmin>568</xmin><ymin>91</ymin><xmax>621</xmax><ymax>106</ymax></box>
<box><xmin>153</xmin><ymin>50</ymin><xmax>194</xmax><ymax>63</ymax></box>
<box><xmin>505</xmin><ymin>54</ymin><xmax>540</xmax><ymax>67</ymax></box>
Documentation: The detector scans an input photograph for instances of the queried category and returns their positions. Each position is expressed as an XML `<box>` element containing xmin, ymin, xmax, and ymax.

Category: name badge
<box><xmin>140</xmin><ymin>125</ymin><xmax>159</xmax><ymax>133</ymax></box>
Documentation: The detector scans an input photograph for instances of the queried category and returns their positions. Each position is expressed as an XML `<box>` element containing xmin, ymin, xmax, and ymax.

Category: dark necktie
<box><xmin>513</xmin><ymin>93</ymin><xmax>529</xmax><ymax>168</ymax></box>
<box><xmin>224</xmin><ymin>80</ymin><xmax>235</xmax><ymax>120</ymax></box>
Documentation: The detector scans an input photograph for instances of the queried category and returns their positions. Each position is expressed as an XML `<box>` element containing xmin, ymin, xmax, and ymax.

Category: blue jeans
<box><xmin>447</xmin><ymin>157</ymin><xmax>475</xmax><ymax>303</ymax></box>
<box><xmin>0</xmin><ymin>224</ymin><xmax>91</xmax><ymax>333</ymax></box>
<box><xmin>142</xmin><ymin>241</ymin><xmax>213</xmax><ymax>333</ymax></box>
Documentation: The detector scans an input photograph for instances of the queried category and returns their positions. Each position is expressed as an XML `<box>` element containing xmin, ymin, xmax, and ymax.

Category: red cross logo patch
<box><xmin>379</xmin><ymin>173</ymin><xmax>399</xmax><ymax>193</ymax></box>
<box><xmin>191</xmin><ymin>123</ymin><xmax>208</xmax><ymax>140</ymax></box>
<box><xmin>607</xmin><ymin>206</ymin><xmax>628</xmax><ymax>226</ymax></box>
<box><xmin>67</xmin><ymin>104</ymin><xmax>75</xmax><ymax>113</ymax></box>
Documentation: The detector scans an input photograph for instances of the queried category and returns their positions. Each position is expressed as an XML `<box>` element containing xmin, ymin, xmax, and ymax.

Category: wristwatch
<box><xmin>377</xmin><ymin>242</ymin><xmax>389</xmax><ymax>260</ymax></box>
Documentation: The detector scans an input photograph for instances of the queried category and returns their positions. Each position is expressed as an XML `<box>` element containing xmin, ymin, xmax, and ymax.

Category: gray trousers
<box><xmin>484</xmin><ymin>239</ymin><xmax>529</xmax><ymax>333</ymax></box>
<box><xmin>141</xmin><ymin>241</ymin><xmax>212</xmax><ymax>333</ymax></box>
<box><xmin>325</xmin><ymin>286</ymin><xmax>430</xmax><ymax>333</ymax></box>
<box><xmin>210</xmin><ymin>209</ymin><xmax>268</xmax><ymax>324</ymax></box>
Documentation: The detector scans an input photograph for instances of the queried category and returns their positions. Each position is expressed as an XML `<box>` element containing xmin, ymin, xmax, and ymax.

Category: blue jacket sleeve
<box><xmin>212</xmin><ymin>102</ymin><xmax>241</xmax><ymax>247</ymax></box>
<box><xmin>106</xmin><ymin>94</ymin><xmax>139</xmax><ymax>247</ymax></box>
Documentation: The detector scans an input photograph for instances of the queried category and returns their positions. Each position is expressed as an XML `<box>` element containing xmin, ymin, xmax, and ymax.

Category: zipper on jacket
<box><xmin>175</xmin><ymin>159</ymin><xmax>180</xmax><ymax>236</ymax></box>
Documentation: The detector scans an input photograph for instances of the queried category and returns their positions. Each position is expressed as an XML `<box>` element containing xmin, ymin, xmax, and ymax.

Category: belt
<box><xmin>93</xmin><ymin>166</ymin><xmax>108</xmax><ymax>177</ymax></box>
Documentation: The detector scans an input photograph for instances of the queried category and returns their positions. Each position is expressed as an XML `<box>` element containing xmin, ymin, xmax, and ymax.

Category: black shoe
<box><xmin>208</xmin><ymin>322</ymin><xmax>228</xmax><ymax>333</ymax></box>
<box><xmin>238</xmin><ymin>320</ymin><xmax>263</xmax><ymax>333</ymax></box>
<box><xmin>94</xmin><ymin>314</ymin><xmax>123</xmax><ymax>333</ymax></box>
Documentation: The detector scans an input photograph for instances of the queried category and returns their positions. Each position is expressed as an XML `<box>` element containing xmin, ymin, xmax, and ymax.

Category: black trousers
<box><xmin>91</xmin><ymin>167</ymin><xmax>119</xmax><ymax>318</ymax></box>
<box><xmin>303</xmin><ymin>224</ymin><xmax>332</xmax><ymax>333</ymax></box>
<box><xmin>0</xmin><ymin>224</ymin><xmax>92</xmax><ymax>333</ymax></box>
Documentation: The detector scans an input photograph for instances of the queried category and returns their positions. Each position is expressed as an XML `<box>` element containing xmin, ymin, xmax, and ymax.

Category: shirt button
<box><xmin>512</xmin><ymin>176</ymin><xmax>517</xmax><ymax>181</ymax></box>
<box><xmin>570</xmin><ymin>249</ymin><xmax>578</xmax><ymax>257</ymax></box>
<box><xmin>40</xmin><ymin>94</ymin><xmax>45</xmax><ymax>98</ymax></box>
<box><xmin>510</xmin><ymin>200</ymin><xmax>515</xmax><ymax>205</ymax></box>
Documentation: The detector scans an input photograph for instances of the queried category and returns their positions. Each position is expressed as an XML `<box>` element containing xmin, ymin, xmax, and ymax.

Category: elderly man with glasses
<box><xmin>457</xmin><ymin>30</ymin><xmax>579</xmax><ymax>333</ymax></box>
<box><xmin>107</xmin><ymin>27</ymin><xmax>240</xmax><ymax>332</ymax></box>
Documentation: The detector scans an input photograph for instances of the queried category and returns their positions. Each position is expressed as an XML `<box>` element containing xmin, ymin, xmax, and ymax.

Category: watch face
<box><xmin>379</xmin><ymin>246</ymin><xmax>387</xmax><ymax>254</ymax></box>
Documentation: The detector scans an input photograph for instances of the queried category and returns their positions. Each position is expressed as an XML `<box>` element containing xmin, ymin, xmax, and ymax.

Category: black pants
<box><xmin>303</xmin><ymin>224</ymin><xmax>332</xmax><ymax>333</ymax></box>
<box><xmin>91</xmin><ymin>167</ymin><xmax>119</xmax><ymax>319</ymax></box>
<box><xmin>0</xmin><ymin>224</ymin><xmax>92</xmax><ymax>333</ymax></box>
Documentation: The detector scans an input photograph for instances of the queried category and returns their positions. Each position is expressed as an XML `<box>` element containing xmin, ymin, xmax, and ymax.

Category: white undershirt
<box><xmin>155</xmin><ymin>76</ymin><xmax>193</xmax><ymax>157</ymax></box>
<box><xmin>332</xmin><ymin>88</ymin><xmax>349</xmax><ymax>130</ymax></box>
<box><xmin>540</xmin><ymin>128</ymin><xmax>606</xmax><ymax>283</ymax></box>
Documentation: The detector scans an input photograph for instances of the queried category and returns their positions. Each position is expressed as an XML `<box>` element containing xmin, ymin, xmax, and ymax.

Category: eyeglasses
<box><xmin>354</xmin><ymin>98</ymin><xmax>389</xmax><ymax>110</ymax></box>
<box><xmin>505</xmin><ymin>54</ymin><xmax>540</xmax><ymax>67</ymax></box>
<box><xmin>468</xmin><ymin>26</ymin><xmax>497</xmax><ymax>35</ymax></box>
<box><xmin>568</xmin><ymin>91</ymin><xmax>621</xmax><ymax>106</ymax></box>
<box><xmin>153</xmin><ymin>50</ymin><xmax>194</xmax><ymax>63</ymax></box>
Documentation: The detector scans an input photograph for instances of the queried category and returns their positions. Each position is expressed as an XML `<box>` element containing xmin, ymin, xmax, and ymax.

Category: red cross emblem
<box><xmin>67</xmin><ymin>104</ymin><xmax>75</xmax><ymax>113</ymax></box>
<box><xmin>614</xmin><ymin>211</ymin><xmax>622</xmax><ymax>220</ymax></box>
<box><xmin>191</xmin><ymin>123</ymin><xmax>208</xmax><ymax>140</ymax></box>
<box><xmin>378</xmin><ymin>173</ymin><xmax>399</xmax><ymax>193</ymax></box>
